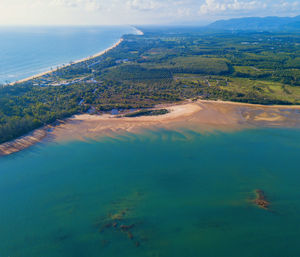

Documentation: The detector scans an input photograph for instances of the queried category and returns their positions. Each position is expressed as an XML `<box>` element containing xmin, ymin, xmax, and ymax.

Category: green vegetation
<box><xmin>123</xmin><ymin>109</ymin><xmax>169</xmax><ymax>118</ymax></box>
<box><xmin>138</xmin><ymin>56</ymin><xmax>230</xmax><ymax>75</ymax></box>
<box><xmin>0</xmin><ymin>28</ymin><xmax>300</xmax><ymax>143</ymax></box>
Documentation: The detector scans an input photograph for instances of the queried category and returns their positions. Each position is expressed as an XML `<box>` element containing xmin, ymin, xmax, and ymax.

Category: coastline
<box><xmin>9</xmin><ymin>38</ymin><xmax>124</xmax><ymax>86</ymax></box>
<box><xmin>1</xmin><ymin>27</ymin><xmax>143</xmax><ymax>156</ymax></box>
<box><xmin>0</xmin><ymin>127</ymin><xmax>48</xmax><ymax>156</ymax></box>
<box><xmin>2</xmin><ymin>27</ymin><xmax>300</xmax><ymax>156</ymax></box>
<box><xmin>8</xmin><ymin>25</ymin><xmax>143</xmax><ymax>86</ymax></box>
<box><xmin>1</xmin><ymin>99</ymin><xmax>300</xmax><ymax>157</ymax></box>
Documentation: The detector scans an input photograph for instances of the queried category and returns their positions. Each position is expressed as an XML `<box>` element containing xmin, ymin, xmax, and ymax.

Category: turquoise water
<box><xmin>0</xmin><ymin>128</ymin><xmax>300</xmax><ymax>257</ymax></box>
<box><xmin>0</xmin><ymin>26</ymin><xmax>134</xmax><ymax>84</ymax></box>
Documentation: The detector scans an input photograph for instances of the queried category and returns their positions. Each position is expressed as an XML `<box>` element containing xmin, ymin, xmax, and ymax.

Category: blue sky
<box><xmin>0</xmin><ymin>0</ymin><xmax>299</xmax><ymax>25</ymax></box>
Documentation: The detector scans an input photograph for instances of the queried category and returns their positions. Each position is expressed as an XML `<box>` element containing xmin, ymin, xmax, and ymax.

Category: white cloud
<box><xmin>49</xmin><ymin>0</ymin><xmax>78</xmax><ymax>8</ymax></box>
<box><xmin>177</xmin><ymin>7</ymin><xmax>192</xmax><ymax>17</ymax></box>
<box><xmin>49</xmin><ymin>0</ymin><xmax>102</xmax><ymax>12</ymax></box>
<box><xmin>273</xmin><ymin>1</ymin><xmax>300</xmax><ymax>14</ymax></box>
<box><xmin>84</xmin><ymin>0</ymin><xmax>102</xmax><ymax>12</ymax></box>
<box><xmin>0</xmin><ymin>0</ymin><xmax>298</xmax><ymax>25</ymax></box>
<box><xmin>125</xmin><ymin>0</ymin><xmax>190</xmax><ymax>12</ymax></box>
<box><xmin>199</xmin><ymin>0</ymin><xmax>266</xmax><ymax>15</ymax></box>
<box><xmin>198</xmin><ymin>0</ymin><xmax>300</xmax><ymax>17</ymax></box>
<box><xmin>126</xmin><ymin>0</ymin><xmax>161</xmax><ymax>11</ymax></box>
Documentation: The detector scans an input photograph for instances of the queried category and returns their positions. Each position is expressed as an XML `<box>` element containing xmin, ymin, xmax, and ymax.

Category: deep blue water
<box><xmin>0</xmin><ymin>128</ymin><xmax>300</xmax><ymax>257</ymax></box>
<box><xmin>0</xmin><ymin>26</ymin><xmax>135</xmax><ymax>84</ymax></box>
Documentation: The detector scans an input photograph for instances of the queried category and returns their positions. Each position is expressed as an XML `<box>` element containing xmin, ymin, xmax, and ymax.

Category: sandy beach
<box><xmin>51</xmin><ymin>100</ymin><xmax>300</xmax><ymax>142</ymax></box>
<box><xmin>0</xmin><ymin>127</ymin><xmax>48</xmax><ymax>156</ymax></box>
<box><xmin>2</xmin><ymin>99</ymin><xmax>300</xmax><ymax>156</ymax></box>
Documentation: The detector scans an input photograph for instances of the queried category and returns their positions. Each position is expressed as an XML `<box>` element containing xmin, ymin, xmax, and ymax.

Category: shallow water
<box><xmin>0</xmin><ymin>128</ymin><xmax>300</xmax><ymax>257</ymax></box>
<box><xmin>0</xmin><ymin>26</ymin><xmax>134</xmax><ymax>84</ymax></box>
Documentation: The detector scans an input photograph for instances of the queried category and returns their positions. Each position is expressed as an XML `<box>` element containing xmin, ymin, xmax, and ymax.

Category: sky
<box><xmin>0</xmin><ymin>0</ymin><xmax>299</xmax><ymax>26</ymax></box>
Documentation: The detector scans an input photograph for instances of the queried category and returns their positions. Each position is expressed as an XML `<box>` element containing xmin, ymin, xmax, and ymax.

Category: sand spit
<box><xmin>1</xmin><ymin>100</ymin><xmax>300</xmax><ymax>156</ymax></box>
<box><xmin>0</xmin><ymin>121</ymin><xmax>64</xmax><ymax>156</ymax></box>
<box><xmin>52</xmin><ymin>102</ymin><xmax>203</xmax><ymax>142</ymax></box>
<box><xmin>52</xmin><ymin>100</ymin><xmax>300</xmax><ymax>143</ymax></box>
<box><xmin>0</xmin><ymin>128</ymin><xmax>47</xmax><ymax>156</ymax></box>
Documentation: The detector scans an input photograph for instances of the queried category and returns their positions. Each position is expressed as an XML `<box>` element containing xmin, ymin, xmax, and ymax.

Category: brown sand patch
<box><xmin>253</xmin><ymin>112</ymin><xmax>285</xmax><ymax>122</ymax></box>
<box><xmin>0</xmin><ymin>128</ymin><xmax>47</xmax><ymax>156</ymax></box>
<box><xmin>1</xmin><ymin>100</ymin><xmax>300</xmax><ymax>156</ymax></box>
<box><xmin>50</xmin><ymin>100</ymin><xmax>300</xmax><ymax>143</ymax></box>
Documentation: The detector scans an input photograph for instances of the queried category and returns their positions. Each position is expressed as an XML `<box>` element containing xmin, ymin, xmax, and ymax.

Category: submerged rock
<box><xmin>254</xmin><ymin>189</ymin><xmax>270</xmax><ymax>210</ymax></box>
<box><xmin>95</xmin><ymin>191</ymin><xmax>145</xmax><ymax>248</ymax></box>
<box><xmin>120</xmin><ymin>224</ymin><xmax>134</xmax><ymax>231</ymax></box>
<box><xmin>99</xmin><ymin>222</ymin><xmax>112</xmax><ymax>232</ymax></box>
<box><xmin>127</xmin><ymin>232</ymin><xmax>134</xmax><ymax>240</ymax></box>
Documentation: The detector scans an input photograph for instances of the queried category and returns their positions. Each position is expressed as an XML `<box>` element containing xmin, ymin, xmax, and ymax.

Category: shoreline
<box><xmin>0</xmin><ymin>127</ymin><xmax>48</xmax><ymax>156</ymax></box>
<box><xmin>1</xmin><ymin>99</ymin><xmax>300</xmax><ymax>157</ymax></box>
<box><xmin>1</xmin><ymin>26</ymin><xmax>143</xmax><ymax>156</ymax></box>
<box><xmin>9</xmin><ymin>25</ymin><xmax>143</xmax><ymax>86</ymax></box>
<box><xmin>9</xmin><ymin>38</ymin><xmax>124</xmax><ymax>85</ymax></box>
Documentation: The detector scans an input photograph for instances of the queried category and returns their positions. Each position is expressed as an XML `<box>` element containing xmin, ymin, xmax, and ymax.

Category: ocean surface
<box><xmin>0</xmin><ymin>128</ymin><xmax>300</xmax><ymax>257</ymax></box>
<box><xmin>0</xmin><ymin>26</ymin><xmax>135</xmax><ymax>84</ymax></box>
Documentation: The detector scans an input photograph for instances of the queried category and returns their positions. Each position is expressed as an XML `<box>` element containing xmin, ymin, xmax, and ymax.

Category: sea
<box><xmin>0</xmin><ymin>26</ymin><xmax>135</xmax><ymax>84</ymax></box>
<box><xmin>0</xmin><ymin>128</ymin><xmax>300</xmax><ymax>257</ymax></box>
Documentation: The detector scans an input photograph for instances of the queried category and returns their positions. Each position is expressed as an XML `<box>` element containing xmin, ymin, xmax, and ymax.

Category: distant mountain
<box><xmin>207</xmin><ymin>16</ymin><xmax>300</xmax><ymax>31</ymax></box>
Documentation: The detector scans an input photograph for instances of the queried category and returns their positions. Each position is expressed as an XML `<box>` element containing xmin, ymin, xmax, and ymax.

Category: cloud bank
<box><xmin>0</xmin><ymin>0</ymin><xmax>298</xmax><ymax>25</ymax></box>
